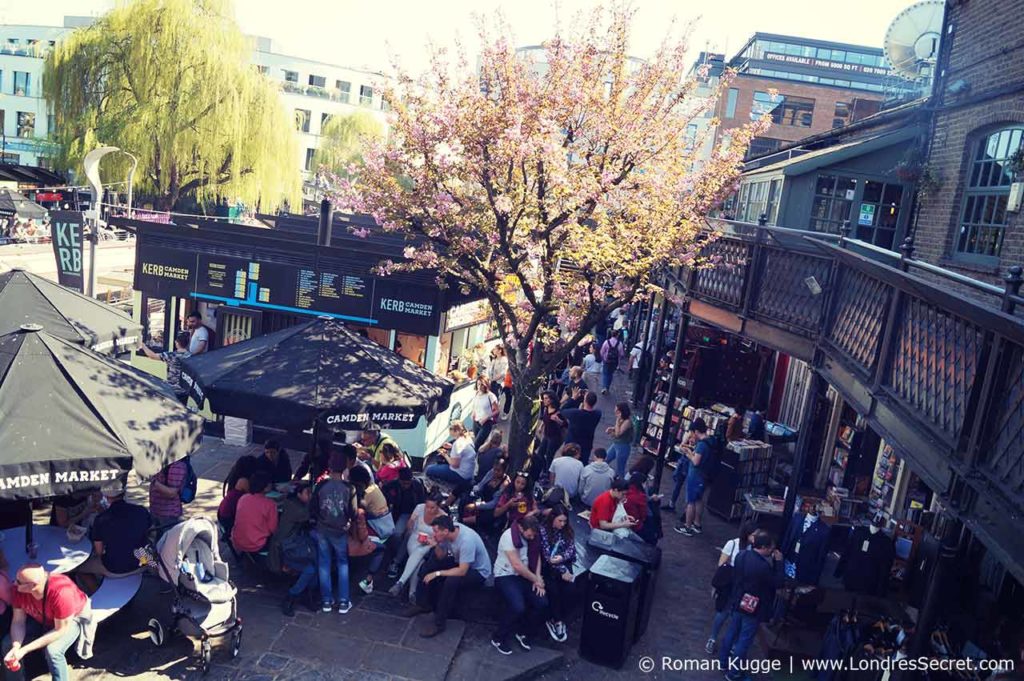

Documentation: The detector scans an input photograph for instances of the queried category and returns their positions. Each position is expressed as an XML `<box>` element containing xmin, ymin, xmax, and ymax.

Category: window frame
<box><xmin>16</xmin><ymin>111</ymin><xmax>35</xmax><ymax>138</ymax></box>
<box><xmin>13</xmin><ymin>70</ymin><xmax>30</xmax><ymax>96</ymax></box>
<box><xmin>953</xmin><ymin>125</ymin><xmax>1024</xmax><ymax>263</ymax></box>
<box><xmin>809</xmin><ymin>174</ymin><xmax>858</xmax><ymax>234</ymax></box>
<box><xmin>359</xmin><ymin>85</ymin><xmax>373</xmax><ymax>107</ymax></box>
<box><xmin>294</xmin><ymin>108</ymin><xmax>311</xmax><ymax>133</ymax></box>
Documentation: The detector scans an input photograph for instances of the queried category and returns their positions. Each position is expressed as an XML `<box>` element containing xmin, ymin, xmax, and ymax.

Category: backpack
<box><xmin>178</xmin><ymin>456</ymin><xmax>198</xmax><ymax>504</ymax></box>
<box><xmin>314</xmin><ymin>479</ymin><xmax>353</xmax><ymax>534</ymax></box>
<box><xmin>603</xmin><ymin>339</ymin><xmax>621</xmax><ymax>371</ymax></box>
<box><xmin>697</xmin><ymin>435</ymin><xmax>722</xmax><ymax>481</ymax></box>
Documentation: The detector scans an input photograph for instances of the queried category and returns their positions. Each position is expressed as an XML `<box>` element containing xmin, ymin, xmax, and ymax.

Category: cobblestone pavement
<box><xmin>22</xmin><ymin>368</ymin><xmax>800</xmax><ymax>680</ymax></box>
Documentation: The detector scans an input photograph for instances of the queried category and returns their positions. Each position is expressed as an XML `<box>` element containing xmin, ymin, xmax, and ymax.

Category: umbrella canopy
<box><xmin>0</xmin><ymin>324</ymin><xmax>205</xmax><ymax>501</ymax></box>
<box><xmin>181</xmin><ymin>318</ymin><xmax>454</xmax><ymax>430</ymax></box>
<box><xmin>0</xmin><ymin>268</ymin><xmax>141</xmax><ymax>351</ymax></box>
<box><xmin>0</xmin><ymin>189</ymin><xmax>47</xmax><ymax>219</ymax></box>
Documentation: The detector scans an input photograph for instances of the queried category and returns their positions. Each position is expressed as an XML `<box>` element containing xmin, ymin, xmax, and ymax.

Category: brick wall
<box><xmin>715</xmin><ymin>74</ymin><xmax>885</xmax><ymax>146</ymax></box>
<box><xmin>913</xmin><ymin>0</ymin><xmax>1024</xmax><ymax>285</ymax></box>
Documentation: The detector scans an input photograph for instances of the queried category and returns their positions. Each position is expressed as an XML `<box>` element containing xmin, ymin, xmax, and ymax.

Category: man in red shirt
<box><xmin>2</xmin><ymin>564</ymin><xmax>90</xmax><ymax>681</ymax></box>
<box><xmin>588</xmin><ymin>479</ymin><xmax>636</xmax><ymax>532</ymax></box>
<box><xmin>231</xmin><ymin>471</ymin><xmax>279</xmax><ymax>553</ymax></box>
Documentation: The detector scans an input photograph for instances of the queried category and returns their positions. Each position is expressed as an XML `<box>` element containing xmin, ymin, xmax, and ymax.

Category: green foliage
<box><xmin>44</xmin><ymin>0</ymin><xmax>300</xmax><ymax>210</ymax></box>
<box><xmin>312</xmin><ymin>112</ymin><xmax>383</xmax><ymax>178</ymax></box>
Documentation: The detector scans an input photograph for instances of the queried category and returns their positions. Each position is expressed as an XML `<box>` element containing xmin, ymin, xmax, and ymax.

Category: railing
<box><xmin>675</xmin><ymin>217</ymin><xmax>1024</xmax><ymax>579</ymax></box>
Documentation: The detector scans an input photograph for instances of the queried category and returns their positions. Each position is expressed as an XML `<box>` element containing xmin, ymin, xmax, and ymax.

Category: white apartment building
<box><xmin>0</xmin><ymin>19</ymin><xmax>389</xmax><ymax>185</ymax></box>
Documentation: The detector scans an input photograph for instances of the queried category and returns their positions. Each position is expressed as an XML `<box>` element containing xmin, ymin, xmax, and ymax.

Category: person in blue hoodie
<box><xmin>719</xmin><ymin>530</ymin><xmax>784</xmax><ymax>681</ymax></box>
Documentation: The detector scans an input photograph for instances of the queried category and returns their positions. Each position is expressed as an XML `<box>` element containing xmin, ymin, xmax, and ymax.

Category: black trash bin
<box><xmin>586</xmin><ymin>528</ymin><xmax>662</xmax><ymax>642</ymax></box>
<box><xmin>579</xmin><ymin>554</ymin><xmax>642</xmax><ymax>669</ymax></box>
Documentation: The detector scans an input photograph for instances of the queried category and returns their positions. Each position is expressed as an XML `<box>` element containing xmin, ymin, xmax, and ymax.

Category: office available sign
<box><xmin>49</xmin><ymin>211</ymin><xmax>86</xmax><ymax>292</ymax></box>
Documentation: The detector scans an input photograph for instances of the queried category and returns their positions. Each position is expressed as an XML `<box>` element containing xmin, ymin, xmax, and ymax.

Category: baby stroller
<box><xmin>143</xmin><ymin>517</ymin><xmax>243</xmax><ymax>674</ymax></box>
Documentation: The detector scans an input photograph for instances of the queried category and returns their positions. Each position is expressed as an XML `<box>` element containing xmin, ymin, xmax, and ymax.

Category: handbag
<box><xmin>739</xmin><ymin>593</ymin><xmax>760</xmax><ymax>614</ymax></box>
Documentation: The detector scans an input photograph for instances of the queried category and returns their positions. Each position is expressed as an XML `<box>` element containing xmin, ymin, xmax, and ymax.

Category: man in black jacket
<box><xmin>719</xmin><ymin>530</ymin><xmax>784</xmax><ymax>681</ymax></box>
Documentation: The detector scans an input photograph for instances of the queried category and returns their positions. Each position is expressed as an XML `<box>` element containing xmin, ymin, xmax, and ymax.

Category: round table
<box><xmin>1</xmin><ymin>525</ymin><xmax>92</xmax><ymax>576</ymax></box>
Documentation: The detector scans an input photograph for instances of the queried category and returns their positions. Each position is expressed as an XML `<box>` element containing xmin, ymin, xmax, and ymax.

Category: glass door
<box><xmin>855</xmin><ymin>181</ymin><xmax>904</xmax><ymax>250</ymax></box>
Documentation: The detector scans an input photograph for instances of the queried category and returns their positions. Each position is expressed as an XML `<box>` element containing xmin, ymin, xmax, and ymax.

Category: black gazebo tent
<box><xmin>0</xmin><ymin>189</ymin><xmax>47</xmax><ymax>219</ymax></box>
<box><xmin>0</xmin><ymin>268</ymin><xmax>141</xmax><ymax>351</ymax></box>
<box><xmin>181</xmin><ymin>318</ymin><xmax>454</xmax><ymax>430</ymax></box>
<box><xmin>0</xmin><ymin>324</ymin><xmax>204</xmax><ymax>501</ymax></box>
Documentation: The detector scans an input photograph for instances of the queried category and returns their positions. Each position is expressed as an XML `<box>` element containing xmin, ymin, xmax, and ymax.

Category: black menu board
<box><xmin>195</xmin><ymin>255</ymin><xmax>252</xmax><ymax>300</ymax></box>
<box><xmin>316</xmin><ymin>267</ymin><xmax>375</xmax><ymax>320</ymax></box>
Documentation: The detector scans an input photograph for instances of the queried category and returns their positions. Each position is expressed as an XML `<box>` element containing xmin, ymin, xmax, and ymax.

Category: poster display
<box><xmin>49</xmin><ymin>211</ymin><xmax>85</xmax><ymax>292</ymax></box>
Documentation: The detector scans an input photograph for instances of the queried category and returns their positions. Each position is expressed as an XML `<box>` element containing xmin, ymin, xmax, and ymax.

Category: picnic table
<box><xmin>1</xmin><ymin>525</ymin><xmax>91</xmax><ymax>576</ymax></box>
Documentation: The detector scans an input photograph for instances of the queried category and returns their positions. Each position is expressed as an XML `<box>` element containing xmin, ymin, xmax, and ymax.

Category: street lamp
<box><xmin>122</xmin><ymin>150</ymin><xmax>138</xmax><ymax>218</ymax></box>
<box><xmin>82</xmin><ymin>145</ymin><xmax>135</xmax><ymax>296</ymax></box>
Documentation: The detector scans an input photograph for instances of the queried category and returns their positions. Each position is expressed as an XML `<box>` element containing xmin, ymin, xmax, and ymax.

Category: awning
<box><xmin>744</xmin><ymin>127</ymin><xmax>921</xmax><ymax>178</ymax></box>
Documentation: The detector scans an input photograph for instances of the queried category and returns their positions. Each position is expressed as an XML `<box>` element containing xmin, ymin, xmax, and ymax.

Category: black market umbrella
<box><xmin>0</xmin><ymin>268</ymin><xmax>141</xmax><ymax>351</ymax></box>
<box><xmin>0</xmin><ymin>189</ymin><xmax>47</xmax><ymax>220</ymax></box>
<box><xmin>0</xmin><ymin>324</ymin><xmax>205</xmax><ymax>501</ymax></box>
<box><xmin>181</xmin><ymin>318</ymin><xmax>455</xmax><ymax>430</ymax></box>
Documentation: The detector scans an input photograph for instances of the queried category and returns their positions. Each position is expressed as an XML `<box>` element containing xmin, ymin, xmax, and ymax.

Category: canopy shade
<box><xmin>0</xmin><ymin>268</ymin><xmax>141</xmax><ymax>351</ymax></box>
<box><xmin>0</xmin><ymin>325</ymin><xmax>205</xmax><ymax>501</ymax></box>
<box><xmin>0</xmin><ymin>189</ymin><xmax>47</xmax><ymax>219</ymax></box>
<box><xmin>181</xmin><ymin>318</ymin><xmax>454</xmax><ymax>430</ymax></box>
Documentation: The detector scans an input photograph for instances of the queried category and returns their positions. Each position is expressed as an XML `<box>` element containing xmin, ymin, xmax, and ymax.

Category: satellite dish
<box><xmin>884</xmin><ymin>0</ymin><xmax>945</xmax><ymax>82</ymax></box>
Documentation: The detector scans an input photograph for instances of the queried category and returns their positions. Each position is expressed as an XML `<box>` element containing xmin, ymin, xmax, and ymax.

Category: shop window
<box><xmin>16</xmin><ymin>111</ymin><xmax>34</xmax><ymax>138</ymax></box>
<box><xmin>833</xmin><ymin>102</ymin><xmax>852</xmax><ymax>129</ymax></box>
<box><xmin>439</xmin><ymin>320</ymin><xmax>498</xmax><ymax>381</ymax></box>
<box><xmin>809</xmin><ymin>174</ymin><xmax>857</xmax><ymax>234</ymax></box>
<box><xmin>955</xmin><ymin>126</ymin><xmax>1023</xmax><ymax>259</ymax></box>
<box><xmin>724</xmin><ymin>88</ymin><xmax>738</xmax><ymax>119</ymax></box>
<box><xmin>335</xmin><ymin>80</ymin><xmax>351</xmax><ymax>103</ymax></box>
<box><xmin>308</xmin><ymin>74</ymin><xmax>326</xmax><ymax>88</ymax></box>
<box><xmin>855</xmin><ymin>181</ymin><xmax>903</xmax><ymax>250</ymax></box>
<box><xmin>283</xmin><ymin>70</ymin><xmax>298</xmax><ymax>83</ymax></box>
<box><xmin>294</xmin><ymin>108</ymin><xmax>311</xmax><ymax>133</ymax></box>
<box><xmin>13</xmin><ymin>71</ymin><xmax>30</xmax><ymax>96</ymax></box>
<box><xmin>359</xmin><ymin>85</ymin><xmax>373</xmax><ymax>107</ymax></box>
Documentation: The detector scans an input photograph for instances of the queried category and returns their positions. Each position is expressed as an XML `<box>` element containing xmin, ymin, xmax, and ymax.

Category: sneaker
<box><xmin>337</xmin><ymin>599</ymin><xmax>352</xmax><ymax>614</ymax></box>
<box><xmin>386</xmin><ymin>563</ymin><xmax>400</xmax><ymax>580</ymax></box>
<box><xmin>600</xmin><ymin>389</ymin><xmax>608</xmax><ymax>395</ymax></box>
<box><xmin>545</xmin><ymin>620</ymin><xmax>560</xmax><ymax>642</ymax></box>
<box><xmin>691</xmin><ymin>525</ymin><xmax>703</xmax><ymax>535</ymax></box>
<box><xmin>491</xmin><ymin>638</ymin><xmax>513</xmax><ymax>655</ymax></box>
<box><xmin>388</xmin><ymin>580</ymin><xmax>405</xmax><ymax>597</ymax></box>
<box><xmin>321</xmin><ymin>601</ymin><xmax>333</xmax><ymax>613</ymax></box>
<box><xmin>674</xmin><ymin>525</ymin><xmax>696</xmax><ymax>536</ymax></box>
<box><xmin>705</xmin><ymin>638</ymin><xmax>715</xmax><ymax>654</ymax></box>
<box><xmin>514</xmin><ymin>634</ymin><xmax>531</xmax><ymax>651</ymax></box>
<box><xmin>359</xmin><ymin>578</ymin><xmax>374</xmax><ymax>594</ymax></box>
<box><xmin>555</xmin><ymin>621</ymin><xmax>568</xmax><ymax>643</ymax></box>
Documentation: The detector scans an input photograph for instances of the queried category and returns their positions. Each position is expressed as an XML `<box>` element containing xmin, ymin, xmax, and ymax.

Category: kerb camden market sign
<box><xmin>49</xmin><ymin>210</ymin><xmax>86</xmax><ymax>292</ymax></box>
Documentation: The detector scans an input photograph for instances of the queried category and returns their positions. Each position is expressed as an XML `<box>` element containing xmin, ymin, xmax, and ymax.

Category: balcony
<box><xmin>277</xmin><ymin>81</ymin><xmax>354</xmax><ymax>105</ymax></box>
<box><xmin>669</xmin><ymin>219</ymin><xmax>1024</xmax><ymax>582</ymax></box>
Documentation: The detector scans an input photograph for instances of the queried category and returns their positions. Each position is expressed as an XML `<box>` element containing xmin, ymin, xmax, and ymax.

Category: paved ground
<box><xmin>20</xmin><ymin>369</ymin><xmax>801</xmax><ymax>680</ymax></box>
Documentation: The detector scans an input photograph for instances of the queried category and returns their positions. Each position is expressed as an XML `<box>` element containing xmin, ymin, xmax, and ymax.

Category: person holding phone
<box><xmin>539</xmin><ymin>505</ymin><xmax>576</xmax><ymax>643</ymax></box>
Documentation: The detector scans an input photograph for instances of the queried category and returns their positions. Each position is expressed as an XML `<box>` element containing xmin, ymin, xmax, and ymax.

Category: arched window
<box><xmin>955</xmin><ymin>126</ymin><xmax>1024</xmax><ymax>259</ymax></box>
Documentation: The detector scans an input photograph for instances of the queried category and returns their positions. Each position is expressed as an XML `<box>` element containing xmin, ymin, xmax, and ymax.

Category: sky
<box><xmin>0</xmin><ymin>0</ymin><xmax>915</xmax><ymax>74</ymax></box>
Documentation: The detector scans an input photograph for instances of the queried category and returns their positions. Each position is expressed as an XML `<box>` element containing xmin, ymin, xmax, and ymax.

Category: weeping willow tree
<box><xmin>312</xmin><ymin>112</ymin><xmax>383</xmax><ymax>178</ymax></box>
<box><xmin>44</xmin><ymin>0</ymin><xmax>300</xmax><ymax>211</ymax></box>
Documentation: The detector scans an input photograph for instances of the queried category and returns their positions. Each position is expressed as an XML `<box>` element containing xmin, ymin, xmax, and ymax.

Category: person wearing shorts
<box><xmin>675</xmin><ymin>418</ymin><xmax>711</xmax><ymax>537</ymax></box>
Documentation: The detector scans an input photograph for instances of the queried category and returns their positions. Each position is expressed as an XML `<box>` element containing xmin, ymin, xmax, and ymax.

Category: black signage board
<box><xmin>134</xmin><ymin>243</ymin><xmax>197</xmax><ymax>298</ymax></box>
<box><xmin>49</xmin><ymin>211</ymin><xmax>86</xmax><ymax>292</ymax></box>
<box><xmin>372</xmin><ymin>278</ymin><xmax>442</xmax><ymax>336</ymax></box>
<box><xmin>316</xmin><ymin>267</ymin><xmax>375</xmax><ymax>320</ymax></box>
<box><xmin>195</xmin><ymin>255</ymin><xmax>253</xmax><ymax>300</ymax></box>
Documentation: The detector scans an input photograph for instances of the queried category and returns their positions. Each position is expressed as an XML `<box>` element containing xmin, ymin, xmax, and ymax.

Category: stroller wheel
<box><xmin>230</xmin><ymin>627</ymin><xmax>242</xmax><ymax>658</ymax></box>
<box><xmin>200</xmin><ymin>639</ymin><xmax>212</xmax><ymax>673</ymax></box>
<box><xmin>147</xmin><ymin>618</ymin><xmax>165</xmax><ymax>647</ymax></box>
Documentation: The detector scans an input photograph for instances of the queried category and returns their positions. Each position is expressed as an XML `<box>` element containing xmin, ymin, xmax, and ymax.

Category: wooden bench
<box><xmin>91</xmin><ymin>572</ymin><xmax>144</xmax><ymax>624</ymax></box>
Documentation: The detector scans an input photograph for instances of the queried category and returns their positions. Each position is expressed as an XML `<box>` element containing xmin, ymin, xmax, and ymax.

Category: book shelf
<box><xmin>707</xmin><ymin>439</ymin><xmax>775</xmax><ymax>520</ymax></box>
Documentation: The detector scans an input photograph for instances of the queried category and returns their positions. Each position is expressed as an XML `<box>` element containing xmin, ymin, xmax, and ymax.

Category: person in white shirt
<box><xmin>491</xmin><ymin>516</ymin><xmax>547</xmax><ymax>655</ymax></box>
<box><xmin>426</xmin><ymin>422</ymin><xmax>478</xmax><ymax>492</ymax></box>
<box><xmin>487</xmin><ymin>346</ymin><xmax>510</xmax><ymax>415</ymax></box>
<box><xmin>471</xmin><ymin>378</ymin><xmax>500</xmax><ymax>450</ymax></box>
<box><xmin>706</xmin><ymin>522</ymin><xmax>757</xmax><ymax>655</ymax></box>
<box><xmin>548</xmin><ymin>443</ymin><xmax>584</xmax><ymax>500</ymax></box>
<box><xmin>186</xmin><ymin>311</ymin><xmax>210</xmax><ymax>354</ymax></box>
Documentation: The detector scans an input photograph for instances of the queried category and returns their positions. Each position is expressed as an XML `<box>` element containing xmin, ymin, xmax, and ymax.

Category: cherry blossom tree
<box><xmin>327</xmin><ymin>6</ymin><xmax>766</xmax><ymax>466</ymax></box>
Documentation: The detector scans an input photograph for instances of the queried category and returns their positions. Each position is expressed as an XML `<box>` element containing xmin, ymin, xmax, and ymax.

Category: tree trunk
<box><xmin>506</xmin><ymin>382</ymin><xmax>538</xmax><ymax>474</ymax></box>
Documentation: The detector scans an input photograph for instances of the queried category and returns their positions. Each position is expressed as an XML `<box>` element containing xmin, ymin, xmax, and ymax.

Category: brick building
<box><xmin>715</xmin><ymin>33</ymin><xmax>920</xmax><ymax>158</ymax></box>
<box><xmin>913</xmin><ymin>0</ymin><xmax>1024</xmax><ymax>284</ymax></box>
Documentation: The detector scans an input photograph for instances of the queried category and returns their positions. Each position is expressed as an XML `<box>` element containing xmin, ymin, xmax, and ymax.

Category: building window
<box><xmin>47</xmin><ymin>113</ymin><xmax>55</xmax><ymax>136</ymax></box>
<box><xmin>13</xmin><ymin>71</ymin><xmax>30</xmax><ymax>97</ymax></box>
<box><xmin>294</xmin><ymin>109</ymin><xmax>311</xmax><ymax>133</ymax></box>
<box><xmin>724</xmin><ymin>88</ymin><xmax>739</xmax><ymax>119</ymax></box>
<box><xmin>833</xmin><ymin>102</ymin><xmax>852</xmax><ymax>129</ymax></box>
<box><xmin>746</xmin><ymin>137</ymin><xmax>784</xmax><ymax>159</ymax></box>
<box><xmin>359</xmin><ymin>85</ymin><xmax>373</xmax><ymax>107</ymax></box>
<box><xmin>809</xmin><ymin>174</ymin><xmax>857</xmax><ymax>233</ymax></box>
<box><xmin>1</xmin><ymin>152</ymin><xmax>20</xmax><ymax>164</ymax></box>
<box><xmin>283</xmin><ymin>70</ymin><xmax>298</xmax><ymax>83</ymax></box>
<box><xmin>336</xmin><ymin>80</ymin><xmax>351</xmax><ymax>103</ymax></box>
<box><xmin>776</xmin><ymin>95</ymin><xmax>814</xmax><ymax>127</ymax></box>
<box><xmin>955</xmin><ymin>126</ymin><xmax>1024</xmax><ymax>259</ymax></box>
<box><xmin>685</xmin><ymin>123</ymin><xmax>698</xmax><ymax>150</ymax></box>
<box><xmin>304</xmin><ymin>148</ymin><xmax>316</xmax><ymax>171</ymax></box>
<box><xmin>308</xmin><ymin>74</ymin><xmax>326</xmax><ymax>88</ymax></box>
<box><xmin>751</xmin><ymin>91</ymin><xmax>780</xmax><ymax>120</ymax></box>
<box><xmin>16</xmin><ymin>111</ymin><xmax>35</xmax><ymax>138</ymax></box>
<box><xmin>321</xmin><ymin>113</ymin><xmax>332</xmax><ymax>130</ymax></box>
<box><xmin>855</xmin><ymin>181</ymin><xmax>903</xmax><ymax>250</ymax></box>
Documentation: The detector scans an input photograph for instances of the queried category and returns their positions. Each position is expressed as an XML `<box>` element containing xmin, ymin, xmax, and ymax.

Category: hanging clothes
<box><xmin>834</xmin><ymin>526</ymin><xmax>896</xmax><ymax>596</ymax></box>
<box><xmin>816</xmin><ymin>611</ymin><xmax>860</xmax><ymax>681</ymax></box>
<box><xmin>780</xmin><ymin>512</ymin><xmax>831</xmax><ymax>585</ymax></box>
